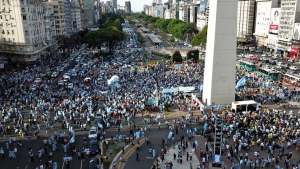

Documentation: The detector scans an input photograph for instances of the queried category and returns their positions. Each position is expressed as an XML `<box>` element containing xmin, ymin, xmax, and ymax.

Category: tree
<box><xmin>172</xmin><ymin>51</ymin><xmax>183</xmax><ymax>63</ymax></box>
<box><xmin>187</xmin><ymin>50</ymin><xmax>200</xmax><ymax>62</ymax></box>
<box><xmin>192</xmin><ymin>25</ymin><xmax>208</xmax><ymax>46</ymax></box>
<box><xmin>84</xmin><ymin>16</ymin><xmax>125</xmax><ymax>52</ymax></box>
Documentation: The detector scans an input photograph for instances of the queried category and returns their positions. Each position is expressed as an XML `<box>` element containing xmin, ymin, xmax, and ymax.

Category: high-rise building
<box><xmin>42</xmin><ymin>0</ymin><xmax>56</xmax><ymax>46</ymax></box>
<box><xmin>82</xmin><ymin>0</ymin><xmax>97</xmax><ymax>29</ymax></box>
<box><xmin>125</xmin><ymin>1</ymin><xmax>132</xmax><ymax>13</ymax></box>
<box><xmin>71</xmin><ymin>0</ymin><xmax>83</xmax><ymax>32</ymax></box>
<box><xmin>189</xmin><ymin>1</ymin><xmax>200</xmax><ymax>24</ymax></box>
<box><xmin>179</xmin><ymin>1</ymin><xmax>190</xmax><ymax>22</ymax></box>
<box><xmin>47</xmin><ymin>0</ymin><xmax>71</xmax><ymax>36</ymax></box>
<box><xmin>144</xmin><ymin>5</ymin><xmax>153</xmax><ymax>16</ymax></box>
<box><xmin>0</xmin><ymin>0</ymin><xmax>48</xmax><ymax>62</ymax></box>
<box><xmin>64</xmin><ymin>0</ymin><xmax>73</xmax><ymax>35</ymax></box>
<box><xmin>196</xmin><ymin>0</ymin><xmax>209</xmax><ymax>30</ymax></box>
<box><xmin>112</xmin><ymin>0</ymin><xmax>118</xmax><ymax>12</ymax></box>
<box><xmin>237</xmin><ymin>0</ymin><xmax>255</xmax><ymax>42</ymax></box>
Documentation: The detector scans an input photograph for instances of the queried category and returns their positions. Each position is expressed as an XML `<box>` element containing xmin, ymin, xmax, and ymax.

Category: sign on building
<box><xmin>269</xmin><ymin>8</ymin><xmax>280</xmax><ymax>34</ymax></box>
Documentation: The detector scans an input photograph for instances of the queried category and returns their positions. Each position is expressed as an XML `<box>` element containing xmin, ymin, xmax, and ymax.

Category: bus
<box><xmin>282</xmin><ymin>73</ymin><xmax>300</xmax><ymax>87</ymax></box>
<box><xmin>239</xmin><ymin>60</ymin><xmax>257</xmax><ymax>72</ymax></box>
<box><xmin>231</xmin><ymin>100</ymin><xmax>260</xmax><ymax>113</ymax></box>
<box><xmin>257</xmin><ymin>67</ymin><xmax>281</xmax><ymax>81</ymax></box>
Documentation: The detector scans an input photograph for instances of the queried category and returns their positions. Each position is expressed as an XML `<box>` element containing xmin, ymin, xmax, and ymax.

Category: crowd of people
<box><xmin>236</xmin><ymin>69</ymin><xmax>299</xmax><ymax>104</ymax></box>
<box><xmin>0</xmin><ymin>19</ymin><xmax>299</xmax><ymax>169</ymax></box>
<box><xmin>0</xmin><ymin>22</ymin><xmax>203</xmax><ymax>141</ymax></box>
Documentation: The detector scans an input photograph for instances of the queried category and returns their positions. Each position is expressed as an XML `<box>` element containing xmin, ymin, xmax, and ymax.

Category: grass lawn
<box><xmin>102</xmin><ymin>140</ymin><xmax>125</xmax><ymax>169</ymax></box>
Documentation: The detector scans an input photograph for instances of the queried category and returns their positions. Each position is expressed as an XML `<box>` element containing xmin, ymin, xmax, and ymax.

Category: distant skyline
<box><xmin>104</xmin><ymin>0</ymin><xmax>168</xmax><ymax>12</ymax></box>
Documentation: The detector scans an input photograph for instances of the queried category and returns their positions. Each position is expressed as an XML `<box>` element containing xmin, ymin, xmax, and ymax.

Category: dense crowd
<box><xmin>236</xmin><ymin>69</ymin><xmax>300</xmax><ymax>104</ymax></box>
<box><xmin>0</xmin><ymin>20</ymin><xmax>299</xmax><ymax>169</ymax></box>
<box><xmin>0</xmin><ymin>32</ymin><xmax>203</xmax><ymax>139</ymax></box>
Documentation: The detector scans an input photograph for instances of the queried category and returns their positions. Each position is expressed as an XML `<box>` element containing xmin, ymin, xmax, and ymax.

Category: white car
<box><xmin>88</xmin><ymin>127</ymin><xmax>98</xmax><ymax>139</ymax></box>
<box><xmin>58</xmin><ymin>80</ymin><xmax>64</xmax><ymax>86</ymax></box>
<box><xmin>289</xmin><ymin>66</ymin><xmax>298</xmax><ymax>71</ymax></box>
<box><xmin>67</xmin><ymin>83</ymin><xmax>73</xmax><ymax>89</ymax></box>
<box><xmin>51</xmin><ymin>72</ymin><xmax>58</xmax><ymax>78</ymax></box>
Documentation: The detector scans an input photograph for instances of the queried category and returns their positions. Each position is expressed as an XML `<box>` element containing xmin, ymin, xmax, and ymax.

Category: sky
<box><xmin>104</xmin><ymin>0</ymin><xmax>168</xmax><ymax>12</ymax></box>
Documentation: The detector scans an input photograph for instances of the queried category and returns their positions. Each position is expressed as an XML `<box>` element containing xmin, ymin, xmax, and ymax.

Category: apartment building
<box><xmin>71</xmin><ymin>0</ymin><xmax>82</xmax><ymax>32</ymax></box>
<box><xmin>237</xmin><ymin>0</ymin><xmax>256</xmax><ymax>41</ymax></box>
<box><xmin>0</xmin><ymin>0</ymin><xmax>48</xmax><ymax>62</ymax></box>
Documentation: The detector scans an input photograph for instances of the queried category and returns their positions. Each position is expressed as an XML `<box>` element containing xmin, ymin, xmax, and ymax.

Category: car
<box><xmin>34</xmin><ymin>78</ymin><xmax>42</xmax><ymax>84</ymax></box>
<box><xmin>289</xmin><ymin>66</ymin><xmax>298</xmax><ymax>71</ymax></box>
<box><xmin>88</xmin><ymin>127</ymin><xmax>98</xmax><ymax>139</ymax></box>
<box><xmin>31</xmin><ymin>84</ymin><xmax>37</xmax><ymax>91</ymax></box>
<box><xmin>51</xmin><ymin>72</ymin><xmax>58</xmax><ymax>78</ymax></box>
<box><xmin>89</xmin><ymin>158</ymin><xmax>100</xmax><ymax>169</ymax></box>
<box><xmin>63</xmin><ymin>74</ymin><xmax>71</xmax><ymax>80</ymax></box>
<box><xmin>67</xmin><ymin>83</ymin><xmax>73</xmax><ymax>89</ymax></box>
<box><xmin>84</xmin><ymin>139</ymin><xmax>99</xmax><ymax>156</ymax></box>
<box><xmin>58</xmin><ymin>80</ymin><xmax>64</xmax><ymax>86</ymax></box>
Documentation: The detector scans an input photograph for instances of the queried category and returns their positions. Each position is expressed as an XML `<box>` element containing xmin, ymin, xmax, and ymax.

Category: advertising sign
<box><xmin>269</xmin><ymin>8</ymin><xmax>280</xmax><ymax>34</ymax></box>
<box><xmin>293</xmin><ymin>23</ymin><xmax>300</xmax><ymax>40</ymax></box>
<box><xmin>255</xmin><ymin>1</ymin><xmax>271</xmax><ymax>36</ymax></box>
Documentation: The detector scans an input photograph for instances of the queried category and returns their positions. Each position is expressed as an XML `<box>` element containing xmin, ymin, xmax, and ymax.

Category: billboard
<box><xmin>269</xmin><ymin>8</ymin><xmax>280</xmax><ymax>34</ymax></box>
<box><xmin>293</xmin><ymin>23</ymin><xmax>300</xmax><ymax>40</ymax></box>
<box><xmin>255</xmin><ymin>1</ymin><xmax>272</xmax><ymax>36</ymax></box>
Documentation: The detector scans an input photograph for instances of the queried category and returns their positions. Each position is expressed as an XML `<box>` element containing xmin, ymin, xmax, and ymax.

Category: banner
<box><xmin>269</xmin><ymin>8</ymin><xmax>280</xmax><ymax>34</ymax></box>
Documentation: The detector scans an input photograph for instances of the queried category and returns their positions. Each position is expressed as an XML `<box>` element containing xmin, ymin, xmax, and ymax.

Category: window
<box><xmin>23</xmin><ymin>15</ymin><xmax>26</xmax><ymax>20</ymax></box>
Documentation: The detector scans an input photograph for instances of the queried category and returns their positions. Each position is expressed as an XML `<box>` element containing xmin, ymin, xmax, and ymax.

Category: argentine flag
<box><xmin>235</xmin><ymin>77</ymin><xmax>247</xmax><ymax>89</ymax></box>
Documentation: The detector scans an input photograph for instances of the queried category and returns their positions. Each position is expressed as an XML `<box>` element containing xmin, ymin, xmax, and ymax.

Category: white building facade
<box><xmin>0</xmin><ymin>0</ymin><xmax>48</xmax><ymax>62</ymax></box>
<box><xmin>237</xmin><ymin>0</ymin><xmax>255</xmax><ymax>41</ymax></box>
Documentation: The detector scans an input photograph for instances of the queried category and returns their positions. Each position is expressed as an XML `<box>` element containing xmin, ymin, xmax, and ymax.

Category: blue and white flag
<box><xmin>235</xmin><ymin>77</ymin><xmax>247</xmax><ymax>89</ymax></box>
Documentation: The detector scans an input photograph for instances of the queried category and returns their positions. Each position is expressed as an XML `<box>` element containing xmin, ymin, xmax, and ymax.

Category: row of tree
<box><xmin>137</xmin><ymin>14</ymin><xmax>208</xmax><ymax>46</ymax></box>
<box><xmin>137</xmin><ymin>14</ymin><xmax>197</xmax><ymax>40</ymax></box>
<box><xmin>85</xmin><ymin>15</ymin><xmax>126</xmax><ymax>52</ymax></box>
<box><xmin>172</xmin><ymin>50</ymin><xmax>200</xmax><ymax>63</ymax></box>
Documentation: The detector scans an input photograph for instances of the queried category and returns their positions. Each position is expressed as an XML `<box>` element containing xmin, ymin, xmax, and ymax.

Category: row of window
<box><xmin>0</xmin><ymin>14</ymin><xmax>14</xmax><ymax>20</ymax></box>
<box><xmin>0</xmin><ymin>37</ymin><xmax>16</xmax><ymax>43</ymax></box>
<box><xmin>1</xmin><ymin>29</ymin><xmax>15</xmax><ymax>35</ymax></box>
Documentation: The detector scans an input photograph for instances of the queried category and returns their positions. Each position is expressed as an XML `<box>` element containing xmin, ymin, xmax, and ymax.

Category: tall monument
<box><xmin>202</xmin><ymin>0</ymin><xmax>237</xmax><ymax>105</ymax></box>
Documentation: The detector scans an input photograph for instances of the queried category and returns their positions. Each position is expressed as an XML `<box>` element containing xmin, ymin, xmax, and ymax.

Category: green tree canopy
<box><xmin>136</xmin><ymin>13</ymin><xmax>197</xmax><ymax>41</ymax></box>
<box><xmin>84</xmin><ymin>16</ymin><xmax>125</xmax><ymax>52</ymax></box>
<box><xmin>192</xmin><ymin>25</ymin><xmax>208</xmax><ymax>46</ymax></box>
<box><xmin>187</xmin><ymin>50</ymin><xmax>200</xmax><ymax>62</ymax></box>
<box><xmin>172</xmin><ymin>51</ymin><xmax>183</xmax><ymax>63</ymax></box>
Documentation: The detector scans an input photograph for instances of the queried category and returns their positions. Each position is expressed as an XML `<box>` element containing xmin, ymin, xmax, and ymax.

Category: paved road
<box><xmin>0</xmin><ymin>135</ymin><xmax>90</xmax><ymax>169</ymax></box>
<box><xmin>158</xmin><ymin>143</ymin><xmax>200</xmax><ymax>169</ymax></box>
<box><xmin>124</xmin><ymin>128</ymin><xmax>169</xmax><ymax>169</ymax></box>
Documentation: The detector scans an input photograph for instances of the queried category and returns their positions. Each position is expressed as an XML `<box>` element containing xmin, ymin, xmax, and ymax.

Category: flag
<box><xmin>235</xmin><ymin>77</ymin><xmax>247</xmax><ymax>89</ymax></box>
